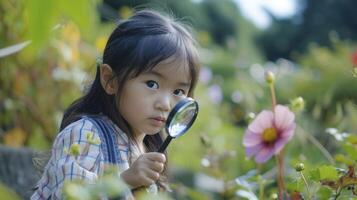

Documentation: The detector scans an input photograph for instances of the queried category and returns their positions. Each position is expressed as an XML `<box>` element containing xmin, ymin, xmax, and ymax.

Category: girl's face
<box><xmin>119</xmin><ymin>58</ymin><xmax>191</xmax><ymax>140</ymax></box>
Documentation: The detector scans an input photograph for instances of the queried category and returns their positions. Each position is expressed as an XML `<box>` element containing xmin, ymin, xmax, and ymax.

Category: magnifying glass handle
<box><xmin>157</xmin><ymin>136</ymin><xmax>173</xmax><ymax>153</ymax></box>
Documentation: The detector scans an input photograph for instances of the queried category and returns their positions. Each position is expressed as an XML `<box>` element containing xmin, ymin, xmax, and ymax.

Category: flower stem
<box><xmin>269</xmin><ymin>83</ymin><xmax>277</xmax><ymax>109</ymax></box>
<box><xmin>298</xmin><ymin>125</ymin><xmax>335</xmax><ymax>165</ymax></box>
<box><xmin>258</xmin><ymin>176</ymin><xmax>265</xmax><ymax>200</ymax></box>
<box><xmin>334</xmin><ymin>187</ymin><xmax>342</xmax><ymax>200</ymax></box>
<box><xmin>259</xmin><ymin>185</ymin><xmax>264</xmax><ymax>200</ymax></box>
<box><xmin>275</xmin><ymin>152</ymin><xmax>286</xmax><ymax>199</ymax></box>
<box><xmin>269</xmin><ymin>76</ymin><xmax>285</xmax><ymax>199</ymax></box>
<box><xmin>300</xmin><ymin>171</ymin><xmax>311</xmax><ymax>200</ymax></box>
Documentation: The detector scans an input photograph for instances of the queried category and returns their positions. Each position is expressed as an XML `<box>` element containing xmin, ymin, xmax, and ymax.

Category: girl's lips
<box><xmin>150</xmin><ymin>117</ymin><xmax>166</xmax><ymax>127</ymax></box>
<box><xmin>153</xmin><ymin>117</ymin><xmax>166</xmax><ymax>122</ymax></box>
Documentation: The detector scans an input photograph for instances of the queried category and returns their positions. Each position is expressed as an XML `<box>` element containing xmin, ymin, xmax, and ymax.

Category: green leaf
<box><xmin>346</xmin><ymin>135</ymin><xmax>357</xmax><ymax>144</ymax></box>
<box><xmin>58</xmin><ymin>0</ymin><xmax>96</xmax><ymax>34</ymax></box>
<box><xmin>63</xmin><ymin>181</ymin><xmax>91</xmax><ymax>200</ymax></box>
<box><xmin>24</xmin><ymin>0</ymin><xmax>97</xmax><ymax>52</ymax></box>
<box><xmin>316</xmin><ymin>187</ymin><xmax>333</xmax><ymax>199</ymax></box>
<box><xmin>343</xmin><ymin>143</ymin><xmax>357</xmax><ymax>160</ymax></box>
<box><xmin>309</xmin><ymin>168</ymin><xmax>321</xmax><ymax>181</ymax></box>
<box><xmin>309</xmin><ymin>165</ymin><xmax>339</xmax><ymax>181</ymax></box>
<box><xmin>25</xmin><ymin>0</ymin><xmax>56</xmax><ymax>49</ymax></box>
<box><xmin>319</xmin><ymin>165</ymin><xmax>339</xmax><ymax>180</ymax></box>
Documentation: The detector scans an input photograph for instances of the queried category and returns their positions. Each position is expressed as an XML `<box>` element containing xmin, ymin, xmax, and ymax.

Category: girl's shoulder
<box><xmin>58</xmin><ymin>114</ymin><xmax>130</xmax><ymax>149</ymax></box>
<box><xmin>59</xmin><ymin>116</ymin><xmax>100</xmax><ymax>136</ymax></box>
<box><xmin>59</xmin><ymin>114</ymin><xmax>114</xmax><ymax>136</ymax></box>
<box><xmin>53</xmin><ymin>117</ymin><xmax>103</xmax><ymax>151</ymax></box>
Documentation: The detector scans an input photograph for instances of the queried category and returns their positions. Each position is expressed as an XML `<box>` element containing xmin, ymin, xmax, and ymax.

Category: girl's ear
<box><xmin>100</xmin><ymin>64</ymin><xmax>118</xmax><ymax>95</ymax></box>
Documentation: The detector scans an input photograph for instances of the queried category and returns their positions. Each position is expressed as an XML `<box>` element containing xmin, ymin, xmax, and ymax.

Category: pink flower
<box><xmin>243</xmin><ymin>105</ymin><xmax>296</xmax><ymax>163</ymax></box>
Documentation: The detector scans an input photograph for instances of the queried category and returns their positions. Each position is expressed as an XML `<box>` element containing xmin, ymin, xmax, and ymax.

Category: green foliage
<box><xmin>25</xmin><ymin>0</ymin><xmax>98</xmax><ymax>51</ymax></box>
<box><xmin>3</xmin><ymin>0</ymin><xmax>357</xmax><ymax>199</ymax></box>
<box><xmin>103</xmin><ymin>0</ymin><xmax>242</xmax><ymax>47</ymax></box>
<box><xmin>200</xmin><ymin>0</ymin><xmax>239</xmax><ymax>45</ymax></box>
<box><xmin>309</xmin><ymin>165</ymin><xmax>339</xmax><ymax>181</ymax></box>
<box><xmin>0</xmin><ymin>0</ymin><xmax>101</xmax><ymax>148</ymax></box>
<box><xmin>63</xmin><ymin>167</ymin><xmax>128</xmax><ymax>200</ymax></box>
<box><xmin>277</xmin><ymin>40</ymin><xmax>357</xmax><ymax>136</ymax></box>
<box><xmin>316</xmin><ymin>187</ymin><xmax>333</xmax><ymax>200</ymax></box>
<box><xmin>0</xmin><ymin>183</ymin><xmax>21</xmax><ymax>200</ymax></box>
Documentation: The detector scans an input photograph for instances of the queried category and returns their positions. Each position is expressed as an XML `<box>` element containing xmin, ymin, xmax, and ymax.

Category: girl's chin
<box><xmin>145</xmin><ymin>127</ymin><xmax>163</xmax><ymax>135</ymax></box>
<box><xmin>146</xmin><ymin>130</ymin><xmax>162</xmax><ymax>135</ymax></box>
<box><xmin>133</xmin><ymin>128</ymin><xmax>162</xmax><ymax>137</ymax></box>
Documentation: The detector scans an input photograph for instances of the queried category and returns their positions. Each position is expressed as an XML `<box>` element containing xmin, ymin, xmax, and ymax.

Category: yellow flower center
<box><xmin>262</xmin><ymin>127</ymin><xmax>277</xmax><ymax>143</ymax></box>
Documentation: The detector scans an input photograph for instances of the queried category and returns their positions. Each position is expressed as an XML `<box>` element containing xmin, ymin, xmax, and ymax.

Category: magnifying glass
<box><xmin>157</xmin><ymin>97</ymin><xmax>199</xmax><ymax>153</ymax></box>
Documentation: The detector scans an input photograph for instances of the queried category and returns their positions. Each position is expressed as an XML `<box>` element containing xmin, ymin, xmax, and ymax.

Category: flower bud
<box><xmin>270</xmin><ymin>193</ymin><xmax>278</xmax><ymax>200</ymax></box>
<box><xmin>295</xmin><ymin>163</ymin><xmax>305</xmax><ymax>172</ymax></box>
<box><xmin>290</xmin><ymin>96</ymin><xmax>305</xmax><ymax>112</ymax></box>
<box><xmin>246</xmin><ymin>112</ymin><xmax>256</xmax><ymax>124</ymax></box>
<box><xmin>265</xmin><ymin>71</ymin><xmax>275</xmax><ymax>84</ymax></box>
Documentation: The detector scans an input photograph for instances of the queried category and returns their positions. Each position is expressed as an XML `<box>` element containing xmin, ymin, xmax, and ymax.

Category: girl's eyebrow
<box><xmin>146</xmin><ymin>70</ymin><xmax>164</xmax><ymax>79</ymax></box>
<box><xmin>177</xmin><ymin>81</ymin><xmax>191</xmax><ymax>88</ymax></box>
<box><xmin>146</xmin><ymin>70</ymin><xmax>191</xmax><ymax>87</ymax></box>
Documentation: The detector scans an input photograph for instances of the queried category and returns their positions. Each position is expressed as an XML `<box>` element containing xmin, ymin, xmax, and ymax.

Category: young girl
<box><xmin>31</xmin><ymin>9</ymin><xmax>200</xmax><ymax>199</ymax></box>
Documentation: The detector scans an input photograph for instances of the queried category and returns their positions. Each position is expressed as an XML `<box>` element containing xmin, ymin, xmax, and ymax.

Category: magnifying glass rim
<box><xmin>165</xmin><ymin>97</ymin><xmax>199</xmax><ymax>137</ymax></box>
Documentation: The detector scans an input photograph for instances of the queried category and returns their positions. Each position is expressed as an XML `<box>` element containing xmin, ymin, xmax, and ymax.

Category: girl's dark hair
<box><xmin>59</xmin><ymin>9</ymin><xmax>200</xmax><ymax>190</ymax></box>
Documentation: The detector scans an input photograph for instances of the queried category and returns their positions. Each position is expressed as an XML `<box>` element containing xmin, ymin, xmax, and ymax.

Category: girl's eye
<box><xmin>173</xmin><ymin>89</ymin><xmax>186</xmax><ymax>96</ymax></box>
<box><xmin>145</xmin><ymin>80</ymin><xmax>159</xmax><ymax>89</ymax></box>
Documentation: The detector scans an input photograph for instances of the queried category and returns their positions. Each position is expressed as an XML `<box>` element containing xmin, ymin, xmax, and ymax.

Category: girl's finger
<box><xmin>139</xmin><ymin>174</ymin><xmax>155</xmax><ymax>186</ymax></box>
<box><xmin>148</xmin><ymin>160</ymin><xmax>165</xmax><ymax>173</ymax></box>
<box><xmin>142</xmin><ymin>167</ymin><xmax>160</xmax><ymax>181</ymax></box>
<box><xmin>145</xmin><ymin>152</ymin><xmax>166</xmax><ymax>163</ymax></box>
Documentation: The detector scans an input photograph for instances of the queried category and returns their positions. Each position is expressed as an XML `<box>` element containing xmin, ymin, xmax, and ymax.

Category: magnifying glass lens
<box><xmin>158</xmin><ymin>98</ymin><xmax>198</xmax><ymax>153</ymax></box>
<box><xmin>168</xmin><ymin>104</ymin><xmax>197</xmax><ymax>137</ymax></box>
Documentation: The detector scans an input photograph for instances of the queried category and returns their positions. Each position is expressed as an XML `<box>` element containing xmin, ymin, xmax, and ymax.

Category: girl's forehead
<box><xmin>140</xmin><ymin>58</ymin><xmax>190</xmax><ymax>86</ymax></box>
<box><xmin>156</xmin><ymin>55</ymin><xmax>187</xmax><ymax>66</ymax></box>
<box><xmin>152</xmin><ymin>57</ymin><xmax>190</xmax><ymax>76</ymax></box>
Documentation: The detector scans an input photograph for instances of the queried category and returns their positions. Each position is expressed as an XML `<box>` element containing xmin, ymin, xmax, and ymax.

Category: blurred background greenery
<box><xmin>1</xmin><ymin>0</ymin><xmax>357</xmax><ymax>199</ymax></box>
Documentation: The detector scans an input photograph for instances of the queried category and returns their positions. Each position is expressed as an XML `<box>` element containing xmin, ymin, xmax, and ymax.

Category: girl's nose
<box><xmin>155</xmin><ymin>95</ymin><xmax>171</xmax><ymax>112</ymax></box>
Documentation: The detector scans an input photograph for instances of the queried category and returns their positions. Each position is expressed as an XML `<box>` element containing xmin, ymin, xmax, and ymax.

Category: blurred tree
<box><xmin>257</xmin><ymin>0</ymin><xmax>357</xmax><ymax>61</ymax></box>
<box><xmin>200</xmin><ymin>0</ymin><xmax>238</xmax><ymax>45</ymax></box>
<box><xmin>0</xmin><ymin>0</ymin><xmax>99</xmax><ymax>148</ymax></box>
<box><xmin>100</xmin><ymin>0</ymin><xmax>240</xmax><ymax>46</ymax></box>
<box><xmin>100</xmin><ymin>0</ymin><xmax>208</xmax><ymax>28</ymax></box>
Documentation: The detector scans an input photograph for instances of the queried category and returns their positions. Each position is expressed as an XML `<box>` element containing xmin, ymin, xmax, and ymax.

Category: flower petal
<box><xmin>248</xmin><ymin>110</ymin><xmax>274</xmax><ymax>134</ymax></box>
<box><xmin>254</xmin><ymin>145</ymin><xmax>275</xmax><ymax>163</ymax></box>
<box><xmin>246</xmin><ymin>143</ymin><xmax>263</xmax><ymax>157</ymax></box>
<box><xmin>273</xmin><ymin>137</ymin><xmax>290</xmax><ymax>154</ymax></box>
<box><xmin>243</xmin><ymin>131</ymin><xmax>262</xmax><ymax>147</ymax></box>
<box><xmin>280</xmin><ymin>125</ymin><xmax>296</xmax><ymax>139</ymax></box>
<box><xmin>274</xmin><ymin>105</ymin><xmax>295</xmax><ymax>131</ymax></box>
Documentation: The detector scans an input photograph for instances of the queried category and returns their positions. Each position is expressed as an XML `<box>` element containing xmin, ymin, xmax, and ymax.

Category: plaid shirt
<box><xmin>31</xmin><ymin>114</ymin><xmax>138</xmax><ymax>200</ymax></box>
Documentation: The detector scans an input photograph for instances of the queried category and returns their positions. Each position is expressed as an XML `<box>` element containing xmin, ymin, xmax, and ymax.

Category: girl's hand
<box><xmin>120</xmin><ymin>152</ymin><xmax>166</xmax><ymax>189</ymax></box>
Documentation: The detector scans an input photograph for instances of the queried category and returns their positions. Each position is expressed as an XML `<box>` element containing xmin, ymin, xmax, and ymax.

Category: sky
<box><xmin>234</xmin><ymin>0</ymin><xmax>298</xmax><ymax>29</ymax></box>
